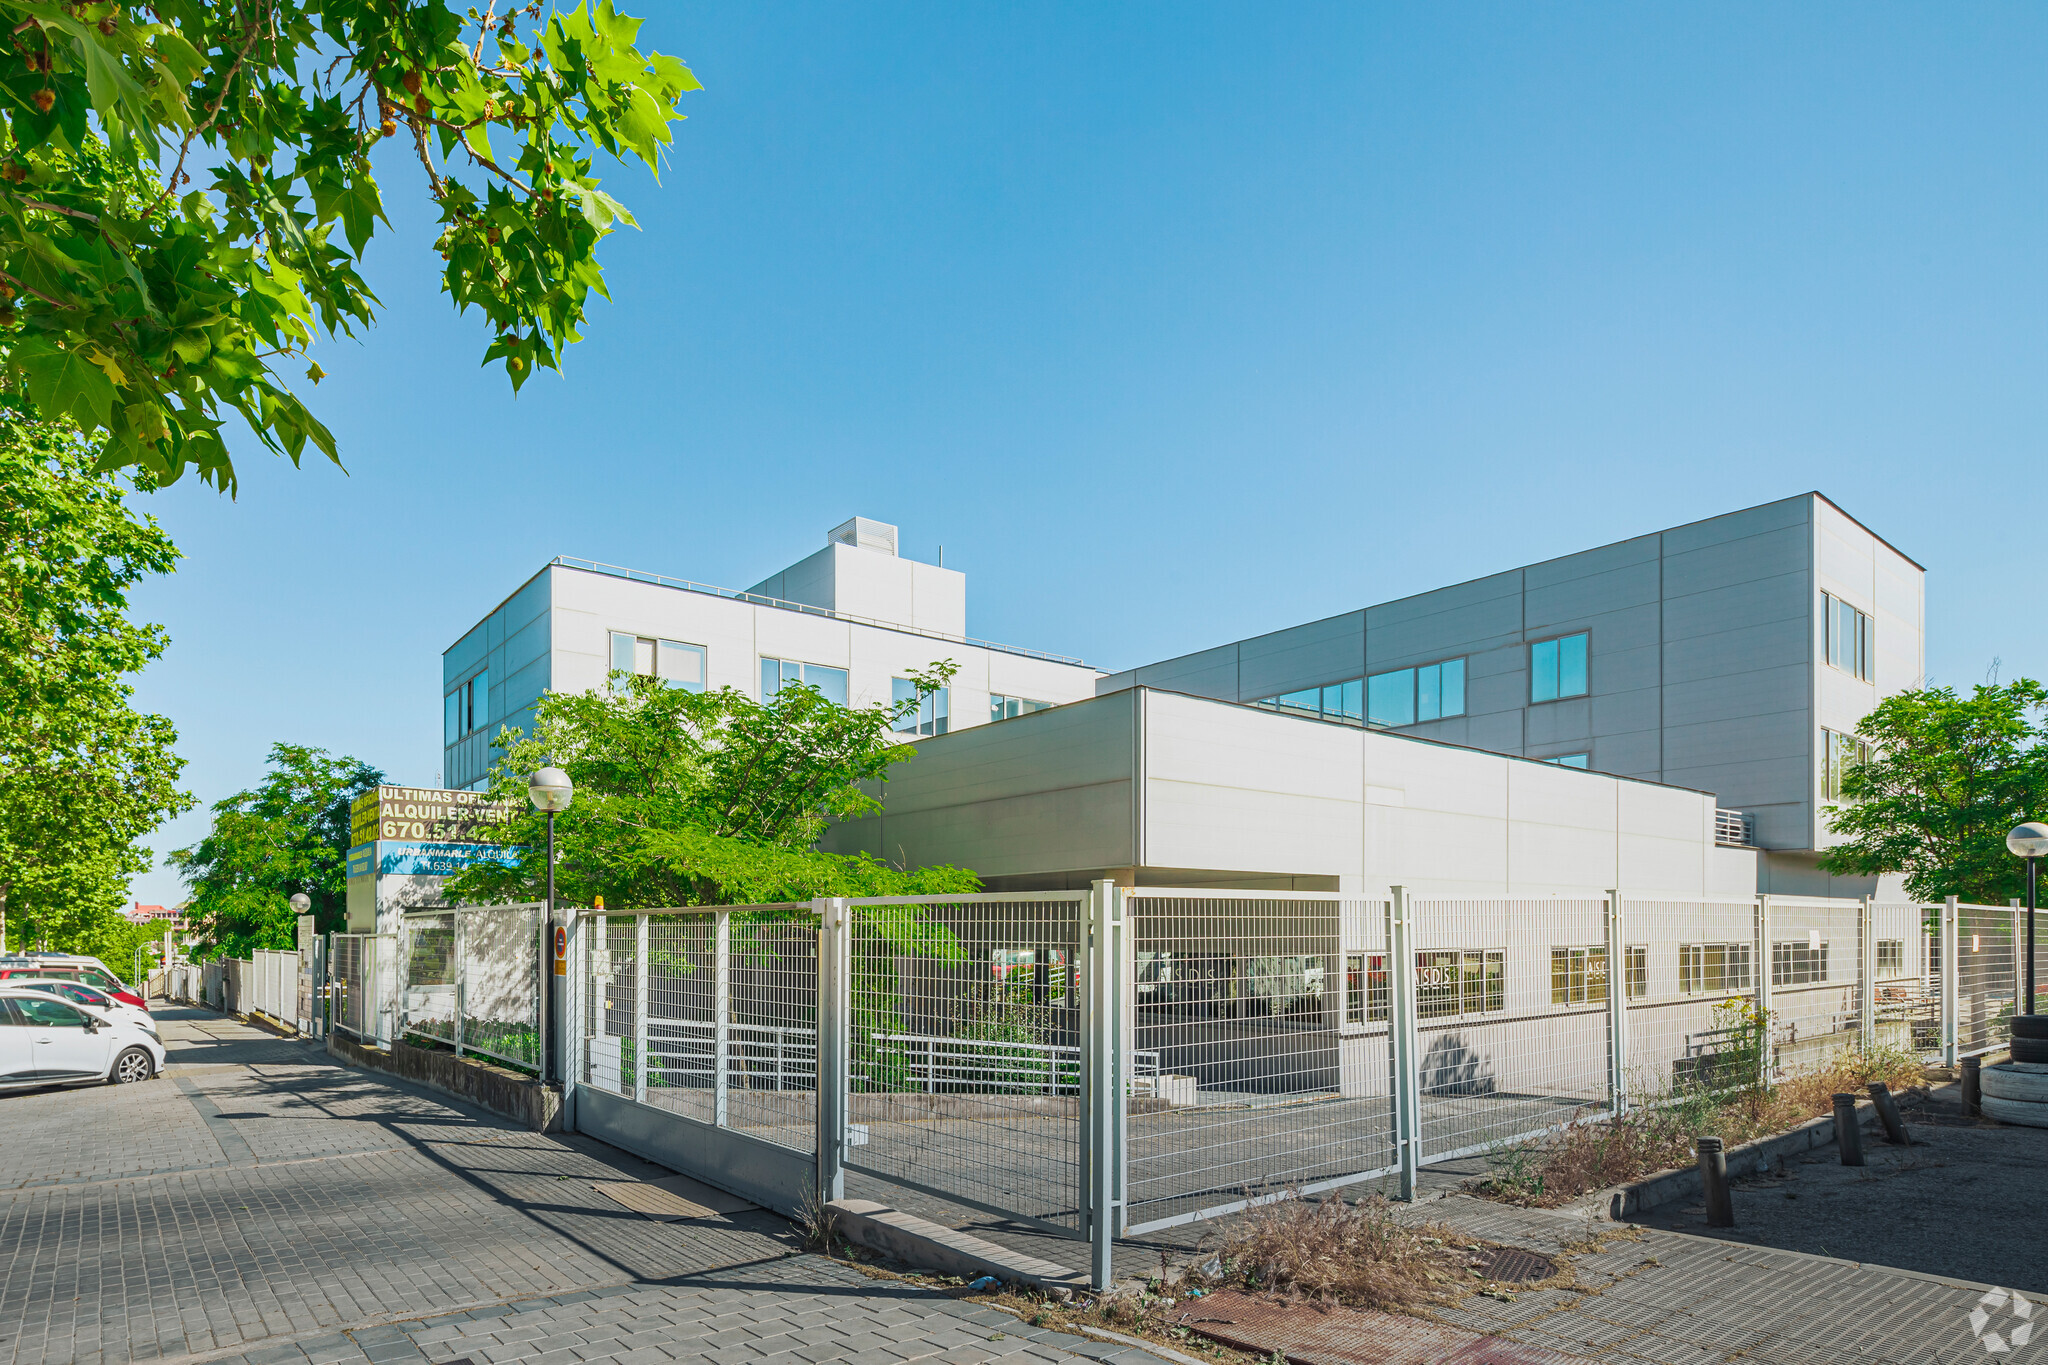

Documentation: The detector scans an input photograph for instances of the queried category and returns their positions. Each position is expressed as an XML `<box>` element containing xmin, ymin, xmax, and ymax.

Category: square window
<box><xmin>1531</xmin><ymin>633</ymin><xmax>1589</xmax><ymax>703</ymax></box>
<box><xmin>1368</xmin><ymin>669</ymin><xmax>1415</xmax><ymax>727</ymax></box>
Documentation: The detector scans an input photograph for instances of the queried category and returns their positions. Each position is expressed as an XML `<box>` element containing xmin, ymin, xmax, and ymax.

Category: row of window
<box><xmin>1335</xmin><ymin>937</ymin><xmax>1888</xmax><ymax>1024</ymax></box>
<box><xmin>1250</xmin><ymin>632</ymin><xmax>1591</xmax><ymax>730</ymax></box>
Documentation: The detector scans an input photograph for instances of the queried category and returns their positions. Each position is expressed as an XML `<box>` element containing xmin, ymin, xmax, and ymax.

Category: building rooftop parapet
<box><xmin>549</xmin><ymin>556</ymin><xmax>1091</xmax><ymax>668</ymax></box>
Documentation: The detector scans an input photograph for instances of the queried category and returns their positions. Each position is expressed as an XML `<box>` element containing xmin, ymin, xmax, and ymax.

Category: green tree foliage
<box><xmin>171</xmin><ymin>742</ymin><xmax>383</xmax><ymax>957</ymax></box>
<box><xmin>445</xmin><ymin>664</ymin><xmax>979</xmax><ymax>909</ymax></box>
<box><xmin>0</xmin><ymin>0</ymin><xmax>698</xmax><ymax>491</ymax></box>
<box><xmin>0</xmin><ymin>403</ymin><xmax>189</xmax><ymax>952</ymax></box>
<box><xmin>1819</xmin><ymin>680</ymin><xmax>2048</xmax><ymax>902</ymax></box>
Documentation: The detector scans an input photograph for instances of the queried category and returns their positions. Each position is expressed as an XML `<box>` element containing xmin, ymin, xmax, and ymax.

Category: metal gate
<box><xmin>570</xmin><ymin>906</ymin><xmax>823</xmax><ymax>1215</ymax></box>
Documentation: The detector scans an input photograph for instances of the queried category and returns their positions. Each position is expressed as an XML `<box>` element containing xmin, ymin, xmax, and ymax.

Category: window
<box><xmin>1876</xmin><ymin>939</ymin><xmax>1905</xmax><ymax>976</ymax></box>
<box><xmin>444</xmin><ymin>668</ymin><xmax>489</xmax><ymax>741</ymax></box>
<box><xmin>610</xmin><ymin>632</ymin><xmax>706</xmax><ymax>692</ymax></box>
<box><xmin>1542</xmin><ymin>753</ymin><xmax>1591</xmax><ymax>769</ymax></box>
<box><xmin>1255</xmin><ymin>678</ymin><xmax>1363</xmax><ymax>724</ymax></box>
<box><xmin>1625</xmin><ymin>945</ymin><xmax>1647</xmax><ymax>999</ymax></box>
<box><xmin>1822</xmin><ymin>728</ymin><xmax>1870</xmax><ymax>800</ymax></box>
<box><xmin>1679</xmin><ymin>943</ymin><xmax>1754</xmax><ymax>995</ymax></box>
<box><xmin>1416</xmin><ymin>949</ymin><xmax>1504</xmax><ymax>1019</ymax></box>
<box><xmin>1550</xmin><ymin>946</ymin><xmax>1609</xmax><ymax>1005</ymax></box>
<box><xmin>1364</xmin><ymin>659</ymin><xmax>1466</xmax><ymax>728</ymax></box>
<box><xmin>761</xmin><ymin>657</ymin><xmax>849</xmax><ymax>706</ymax></box>
<box><xmin>991</xmin><ymin>695</ymin><xmax>1054</xmax><ymax>722</ymax></box>
<box><xmin>12</xmin><ymin>995</ymin><xmax>87</xmax><ymax>1028</ymax></box>
<box><xmin>1772</xmin><ymin>938</ymin><xmax>1829</xmax><ymax>986</ymax></box>
<box><xmin>1344</xmin><ymin>952</ymin><xmax>1389</xmax><ymax>1025</ymax></box>
<box><xmin>1824</xmin><ymin>593</ymin><xmax>1872</xmax><ymax>681</ymax></box>
<box><xmin>891</xmin><ymin>677</ymin><xmax>950</xmax><ymax>736</ymax></box>
<box><xmin>1530</xmin><ymin>633</ymin><xmax>1589</xmax><ymax>703</ymax></box>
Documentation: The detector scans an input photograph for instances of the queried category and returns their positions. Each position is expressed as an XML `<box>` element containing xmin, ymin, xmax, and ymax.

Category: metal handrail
<box><xmin>550</xmin><ymin>555</ymin><xmax>1091</xmax><ymax>668</ymax></box>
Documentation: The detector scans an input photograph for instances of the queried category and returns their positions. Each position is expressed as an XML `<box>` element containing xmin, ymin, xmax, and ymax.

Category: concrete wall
<box><xmin>824</xmin><ymin>688</ymin><xmax>1754</xmax><ymax>899</ymax></box>
<box><xmin>444</xmin><ymin>564</ymin><xmax>1099</xmax><ymax>791</ymax></box>
<box><xmin>1095</xmin><ymin>494</ymin><xmax>1925</xmax><ymax>861</ymax></box>
<box><xmin>751</xmin><ymin>542</ymin><xmax>968</xmax><ymax>639</ymax></box>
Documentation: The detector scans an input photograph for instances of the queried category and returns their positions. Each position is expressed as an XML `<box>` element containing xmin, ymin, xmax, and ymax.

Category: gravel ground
<box><xmin>1633</xmin><ymin>1084</ymin><xmax>2048</xmax><ymax>1293</ymax></box>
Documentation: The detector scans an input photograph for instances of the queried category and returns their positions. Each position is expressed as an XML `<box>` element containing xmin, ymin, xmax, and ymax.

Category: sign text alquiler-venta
<box><xmin>349</xmin><ymin>785</ymin><xmax>517</xmax><ymax>847</ymax></box>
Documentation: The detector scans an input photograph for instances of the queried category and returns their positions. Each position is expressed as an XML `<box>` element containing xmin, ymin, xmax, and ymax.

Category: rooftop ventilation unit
<box><xmin>828</xmin><ymin>517</ymin><xmax>898</xmax><ymax>557</ymax></box>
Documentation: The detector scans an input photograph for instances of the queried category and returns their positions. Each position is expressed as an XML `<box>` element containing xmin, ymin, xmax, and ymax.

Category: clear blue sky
<box><xmin>126</xmin><ymin>3</ymin><xmax>2048</xmax><ymax>906</ymax></box>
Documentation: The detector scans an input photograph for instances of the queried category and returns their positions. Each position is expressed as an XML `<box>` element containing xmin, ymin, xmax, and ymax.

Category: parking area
<box><xmin>1632</xmin><ymin>1083</ymin><xmax>2048</xmax><ymax>1292</ymax></box>
<box><xmin>0</xmin><ymin>1008</ymin><xmax>1151</xmax><ymax>1365</ymax></box>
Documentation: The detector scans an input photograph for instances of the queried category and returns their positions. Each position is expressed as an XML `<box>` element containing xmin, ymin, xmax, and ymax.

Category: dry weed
<box><xmin>1478</xmin><ymin>1045</ymin><xmax>1927</xmax><ymax>1209</ymax></box>
<box><xmin>1193</xmin><ymin>1193</ymin><xmax>1485</xmax><ymax>1312</ymax></box>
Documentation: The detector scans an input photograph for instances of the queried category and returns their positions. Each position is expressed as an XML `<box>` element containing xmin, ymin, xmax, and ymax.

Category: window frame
<box><xmin>1624</xmin><ymin>944</ymin><xmax>1648</xmax><ymax>999</ymax></box>
<box><xmin>1679</xmin><ymin>941</ymin><xmax>1755</xmax><ymax>995</ymax></box>
<box><xmin>1342</xmin><ymin>951</ymin><xmax>1390</xmax><ymax>1030</ymax></box>
<box><xmin>1542</xmin><ymin>752</ymin><xmax>1591</xmax><ymax>770</ymax></box>
<box><xmin>1550</xmin><ymin>945</ymin><xmax>1609</xmax><ymax>1006</ymax></box>
<box><xmin>1528</xmin><ymin>631</ymin><xmax>1590</xmax><ymax>704</ymax></box>
<box><xmin>1821</xmin><ymin>727</ymin><xmax>1871</xmax><ymax>801</ymax></box>
<box><xmin>1875</xmin><ymin>939</ymin><xmax>1906</xmax><ymax>977</ymax></box>
<box><xmin>892</xmin><ymin>677</ymin><xmax>951</xmax><ymax>737</ymax></box>
<box><xmin>1823</xmin><ymin>592</ymin><xmax>1873</xmax><ymax>682</ymax></box>
<box><xmin>1364</xmin><ymin>657</ymin><xmax>1467</xmax><ymax>729</ymax></box>
<box><xmin>445</xmin><ymin>668</ymin><xmax>489</xmax><ymax>741</ymax></box>
<box><xmin>760</xmin><ymin>656</ymin><xmax>849</xmax><ymax>707</ymax></box>
<box><xmin>609</xmin><ymin>631</ymin><xmax>707</xmax><ymax>693</ymax></box>
<box><xmin>1415</xmin><ymin>947</ymin><xmax>1505</xmax><ymax>1020</ymax></box>
<box><xmin>1771</xmin><ymin>938</ymin><xmax>1830</xmax><ymax>987</ymax></box>
<box><xmin>990</xmin><ymin>694</ymin><xmax>1054</xmax><ymax>723</ymax></box>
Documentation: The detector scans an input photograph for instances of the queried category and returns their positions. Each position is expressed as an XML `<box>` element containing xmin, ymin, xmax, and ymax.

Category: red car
<box><xmin>0</xmin><ymin>957</ymin><xmax>149</xmax><ymax>1011</ymax></box>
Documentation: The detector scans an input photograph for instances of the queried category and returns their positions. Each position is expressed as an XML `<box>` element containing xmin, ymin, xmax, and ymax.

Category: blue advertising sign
<box><xmin>346</xmin><ymin>841</ymin><xmax>523</xmax><ymax>878</ymax></box>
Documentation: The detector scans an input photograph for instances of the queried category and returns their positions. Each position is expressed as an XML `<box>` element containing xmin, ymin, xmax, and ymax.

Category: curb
<box><xmin>824</xmin><ymin>1199</ymin><xmax>1091</xmax><ymax>1298</ymax></box>
<box><xmin>1582</xmin><ymin>1092</ymin><xmax>1902</xmax><ymax>1221</ymax></box>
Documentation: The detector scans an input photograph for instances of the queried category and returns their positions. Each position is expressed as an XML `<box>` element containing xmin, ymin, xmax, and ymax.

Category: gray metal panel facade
<box><xmin>1096</xmin><ymin>494</ymin><xmax>1924</xmax><ymax>853</ymax></box>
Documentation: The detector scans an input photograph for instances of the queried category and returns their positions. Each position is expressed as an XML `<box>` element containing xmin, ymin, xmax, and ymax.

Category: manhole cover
<box><xmin>1471</xmin><ymin>1246</ymin><xmax>1557</xmax><ymax>1284</ymax></box>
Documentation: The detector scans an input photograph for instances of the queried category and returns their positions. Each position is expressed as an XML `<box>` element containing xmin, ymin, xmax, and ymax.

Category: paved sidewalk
<box><xmin>0</xmin><ymin>1009</ymin><xmax>1162</xmax><ymax>1365</ymax></box>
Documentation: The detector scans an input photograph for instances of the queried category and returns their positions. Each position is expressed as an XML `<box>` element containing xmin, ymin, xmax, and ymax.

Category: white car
<box><xmin>8</xmin><ymin>979</ymin><xmax>159</xmax><ymax>1036</ymax></box>
<box><xmin>0</xmin><ymin>987</ymin><xmax>165</xmax><ymax>1091</ymax></box>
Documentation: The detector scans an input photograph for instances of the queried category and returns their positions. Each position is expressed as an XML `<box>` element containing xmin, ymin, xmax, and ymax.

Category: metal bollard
<box><xmin>1697</xmin><ymin>1135</ymin><xmax>1734</xmax><ymax>1228</ymax></box>
<box><xmin>1961</xmin><ymin>1057</ymin><xmax>1982</xmax><ymax>1116</ymax></box>
<box><xmin>1833</xmin><ymin>1094</ymin><xmax>1865</xmax><ymax>1166</ymax></box>
<box><xmin>1867</xmin><ymin>1082</ymin><xmax>1910</xmax><ymax>1145</ymax></box>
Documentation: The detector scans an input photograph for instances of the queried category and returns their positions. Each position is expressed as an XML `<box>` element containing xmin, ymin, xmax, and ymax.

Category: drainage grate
<box><xmin>1471</xmin><ymin>1246</ymin><xmax>1558</xmax><ymax>1284</ymax></box>
<box><xmin>1170</xmin><ymin>1289</ymin><xmax>1582</xmax><ymax>1364</ymax></box>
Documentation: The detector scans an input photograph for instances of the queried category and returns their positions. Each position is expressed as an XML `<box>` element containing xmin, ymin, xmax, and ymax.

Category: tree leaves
<box><xmin>0</xmin><ymin>408</ymin><xmax>190</xmax><ymax>952</ymax></box>
<box><xmin>0</xmin><ymin>0</ymin><xmax>697</xmax><ymax>493</ymax></box>
<box><xmin>1818</xmin><ymin>680</ymin><xmax>2048</xmax><ymax>902</ymax></box>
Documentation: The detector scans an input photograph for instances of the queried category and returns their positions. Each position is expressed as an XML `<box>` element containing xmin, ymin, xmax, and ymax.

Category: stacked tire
<box><xmin>2014</xmin><ymin>1014</ymin><xmax>2048</xmax><ymax>1064</ymax></box>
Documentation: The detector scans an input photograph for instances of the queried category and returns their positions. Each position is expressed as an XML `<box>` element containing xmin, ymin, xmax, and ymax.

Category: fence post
<box><xmin>1941</xmin><ymin>896</ymin><xmax>1959</xmax><ymax>1066</ymax></box>
<box><xmin>815</xmin><ymin>897</ymin><xmax>850</xmax><ymax>1205</ymax></box>
<box><xmin>714</xmin><ymin>909</ymin><xmax>731</xmax><ymax>1126</ymax></box>
<box><xmin>2012</xmin><ymin>898</ymin><xmax>2025</xmax><ymax>1026</ymax></box>
<box><xmin>1605</xmin><ymin>890</ymin><xmax>1628</xmax><ymax>1115</ymax></box>
<box><xmin>1082</xmin><ymin>879</ymin><xmax>1125</xmax><ymax>1290</ymax></box>
<box><xmin>1858</xmin><ymin>895</ymin><xmax>1876</xmax><ymax>1052</ymax></box>
<box><xmin>1755</xmin><ymin>894</ymin><xmax>1774</xmax><ymax>1081</ymax></box>
<box><xmin>455</xmin><ymin>910</ymin><xmax>467</xmax><ymax>1061</ymax></box>
<box><xmin>1389</xmin><ymin>885</ymin><xmax>1422</xmax><ymax>1201</ymax></box>
<box><xmin>634</xmin><ymin>913</ymin><xmax>650</xmax><ymax>1105</ymax></box>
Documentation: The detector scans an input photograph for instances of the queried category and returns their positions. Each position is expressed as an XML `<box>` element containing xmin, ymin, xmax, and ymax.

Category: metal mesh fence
<box><xmin>1958</xmin><ymin>902</ymin><xmax>2018</xmax><ymax>1056</ymax></box>
<box><xmin>1124</xmin><ymin>891</ymin><xmax>1391</xmax><ymax>1234</ymax></box>
<box><xmin>1764</xmin><ymin>897</ymin><xmax>1863</xmax><ymax>1070</ymax></box>
<box><xmin>1871</xmin><ymin>902</ymin><xmax>1938</xmax><ymax>1057</ymax></box>
<box><xmin>461</xmin><ymin>904</ymin><xmax>544</xmax><ymax>1069</ymax></box>
<box><xmin>845</xmin><ymin>892</ymin><xmax>1087</xmax><ymax>1235</ymax></box>
<box><xmin>1408</xmin><ymin>896</ymin><xmax>1611</xmax><ymax>1162</ymax></box>
<box><xmin>582</xmin><ymin>907</ymin><xmax>820</xmax><ymax>1150</ymax></box>
<box><xmin>1619</xmin><ymin>897</ymin><xmax>1760</xmax><ymax>1100</ymax></box>
<box><xmin>332</xmin><ymin>933</ymin><xmax>394</xmax><ymax>1042</ymax></box>
<box><xmin>401</xmin><ymin>915</ymin><xmax>458</xmax><ymax>1047</ymax></box>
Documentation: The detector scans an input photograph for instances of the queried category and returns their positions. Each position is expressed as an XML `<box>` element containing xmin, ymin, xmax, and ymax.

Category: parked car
<box><xmin>0</xmin><ymin>956</ymin><xmax>148</xmax><ymax>1011</ymax></box>
<box><xmin>6</xmin><ymin>980</ymin><xmax>159</xmax><ymax>1036</ymax></box>
<box><xmin>0</xmin><ymin>987</ymin><xmax>164</xmax><ymax>1090</ymax></box>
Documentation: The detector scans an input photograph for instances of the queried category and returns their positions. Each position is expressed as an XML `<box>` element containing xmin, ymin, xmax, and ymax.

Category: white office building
<box><xmin>441</xmin><ymin>518</ymin><xmax>1103</xmax><ymax>790</ymax></box>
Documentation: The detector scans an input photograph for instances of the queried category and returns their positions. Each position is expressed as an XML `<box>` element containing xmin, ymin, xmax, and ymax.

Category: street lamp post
<box><xmin>2007</xmin><ymin>822</ymin><xmax>2048</xmax><ymax>1020</ymax></box>
<box><xmin>528</xmin><ymin>768</ymin><xmax>574</xmax><ymax>1084</ymax></box>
